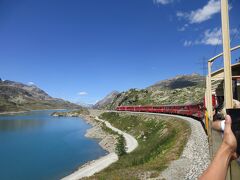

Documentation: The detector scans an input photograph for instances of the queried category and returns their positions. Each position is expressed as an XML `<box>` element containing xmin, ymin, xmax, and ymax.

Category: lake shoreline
<box><xmin>50</xmin><ymin>109</ymin><xmax>117</xmax><ymax>153</ymax></box>
<box><xmin>0</xmin><ymin>109</ymin><xmax>108</xmax><ymax>180</ymax></box>
<box><xmin>62</xmin><ymin>114</ymin><xmax>138</xmax><ymax>180</ymax></box>
<box><xmin>0</xmin><ymin>109</ymin><xmax>118</xmax><ymax>179</ymax></box>
<box><xmin>79</xmin><ymin>114</ymin><xmax>117</xmax><ymax>153</ymax></box>
<box><xmin>0</xmin><ymin>110</ymin><xmax>29</xmax><ymax>115</ymax></box>
<box><xmin>0</xmin><ymin>109</ymin><xmax>67</xmax><ymax>115</ymax></box>
<box><xmin>60</xmin><ymin>113</ymin><xmax>118</xmax><ymax>179</ymax></box>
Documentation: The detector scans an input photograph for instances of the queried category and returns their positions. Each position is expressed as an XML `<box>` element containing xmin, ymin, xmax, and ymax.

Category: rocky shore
<box><xmin>51</xmin><ymin>108</ymin><xmax>90</xmax><ymax>117</ymax></box>
<box><xmin>0</xmin><ymin>110</ymin><xmax>28</xmax><ymax>115</ymax></box>
<box><xmin>52</xmin><ymin>109</ymin><xmax>117</xmax><ymax>154</ymax></box>
<box><xmin>83</xmin><ymin>115</ymin><xmax>117</xmax><ymax>153</ymax></box>
<box><xmin>62</xmin><ymin>115</ymin><xmax>138</xmax><ymax>180</ymax></box>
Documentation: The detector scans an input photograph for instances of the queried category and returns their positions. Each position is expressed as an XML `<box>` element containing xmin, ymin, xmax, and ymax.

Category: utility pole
<box><xmin>221</xmin><ymin>0</ymin><xmax>233</xmax><ymax>109</ymax></box>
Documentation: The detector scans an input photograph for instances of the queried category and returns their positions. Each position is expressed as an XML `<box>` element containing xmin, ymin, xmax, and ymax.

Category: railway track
<box><xmin>115</xmin><ymin>111</ymin><xmax>210</xmax><ymax>179</ymax></box>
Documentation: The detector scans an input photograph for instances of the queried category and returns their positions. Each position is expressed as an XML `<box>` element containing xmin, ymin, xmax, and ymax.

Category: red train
<box><xmin>116</xmin><ymin>95</ymin><xmax>218</xmax><ymax>120</ymax></box>
<box><xmin>116</xmin><ymin>103</ymin><xmax>205</xmax><ymax>120</ymax></box>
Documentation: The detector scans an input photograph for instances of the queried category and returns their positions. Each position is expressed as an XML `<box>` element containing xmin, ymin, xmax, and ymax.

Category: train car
<box><xmin>116</xmin><ymin>103</ymin><xmax>204</xmax><ymax>120</ymax></box>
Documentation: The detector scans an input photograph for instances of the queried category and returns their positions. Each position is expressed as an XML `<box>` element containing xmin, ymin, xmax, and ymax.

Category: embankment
<box><xmin>62</xmin><ymin>115</ymin><xmax>138</xmax><ymax>180</ymax></box>
<box><xmin>86</xmin><ymin>112</ymin><xmax>192</xmax><ymax>179</ymax></box>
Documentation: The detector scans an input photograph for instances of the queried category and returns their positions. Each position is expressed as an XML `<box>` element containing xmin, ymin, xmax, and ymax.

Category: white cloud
<box><xmin>201</xmin><ymin>27</ymin><xmax>222</xmax><ymax>45</ymax></box>
<box><xmin>78</xmin><ymin>91</ymin><xmax>88</xmax><ymax>96</ymax></box>
<box><xmin>178</xmin><ymin>24</ymin><xmax>189</xmax><ymax>31</ymax></box>
<box><xmin>183</xmin><ymin>27</ymin><xmax>239</xmax><ymax>47</ymax></box>
<box><xmin>177</xmin><ymin>0</ymin><xmax>220</xmax><ymax>24</ymax></box>
<box><xmin>153</xmin><ymin>0</ymin><xmax>174</xmax><ymax>5</ymax></box>
<box><xmin>183</xmin><ymin>40</ymin><xmax>193</xmax><ymax>47</ymax></box>
<box><xmin>231</xmin><ymin>28</ymin><xmax>240</xmax><ymax>39</ymax></box>
<box><xmin>183</xmin><ymin>27</ymin><xmax>222</xmax><ymax>46</ymax></box>
<box><xmin>176</xmin><ymin>11</ymin><xmax>185</xmax><ymax>18</ymax></box>
<box><xmin>28</xmin><ymin>82</ymin><xmax>35</xmax><ymax>86</ymax></box>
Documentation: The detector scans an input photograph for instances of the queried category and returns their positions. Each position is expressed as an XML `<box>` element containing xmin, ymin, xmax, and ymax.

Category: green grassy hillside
<box><xmin>97</xmin><ymin>74</ymin><xmax>205</xmax><ymax>110</ymax></box>
<box><xmin>86</xmin><ymin>112</ymin><xmax>190</xmax><ymax>179</ymax></box>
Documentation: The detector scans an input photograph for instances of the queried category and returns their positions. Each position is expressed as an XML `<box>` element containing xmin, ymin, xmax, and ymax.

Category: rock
<box><xmin>51</xmin><ymin>109</ymin><xmax>90</xmax><ymax>117</ymax></box>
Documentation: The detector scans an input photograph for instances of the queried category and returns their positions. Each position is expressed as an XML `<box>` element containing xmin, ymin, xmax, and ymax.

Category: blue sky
<box><xmin>0</xmin><ymin>0</ymin><xmax>239</xmax><ymax>104</ymax></box>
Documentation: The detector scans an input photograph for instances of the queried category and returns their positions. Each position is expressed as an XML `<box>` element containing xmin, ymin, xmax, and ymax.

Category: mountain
<box><xmin>148</xmin><ymin>73</ymin><xmax>205</xmax><ymax>90</ymax></box>
<box><xmin>93</xmin><ymin>91</ymin><xmax>120</xmax><ymax>109</ymax></box>
<box><xmin>95</xmin><ymin>74</ymin><xmax>205</xmax><ymax>110</ymax></box>
<box><xmin>0</xmin><ymin>79</ymin><xmax>81</xmax><ymax>113</ymax></box>
<box><xmin>76</xmin><ymin>101</ymin><xmax>94</xmax><ymax>108</ymax></box>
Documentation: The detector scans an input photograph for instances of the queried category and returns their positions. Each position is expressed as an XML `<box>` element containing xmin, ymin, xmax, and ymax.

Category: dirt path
<box><xmin>62</xmin><ymin>116</ymin><xmax>138</xmax><ymax>180</ymax></box>
<box><xmin>95</xmin><ymin>116</ymin><xmax>138</xmax><ymax>153</ymax></box>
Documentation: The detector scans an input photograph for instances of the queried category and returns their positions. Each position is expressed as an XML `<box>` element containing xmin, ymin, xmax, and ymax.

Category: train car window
<box><xmin>236</xmin><ymin>79</ymin><xmax>240</xmax><ymax>101</ymax></box>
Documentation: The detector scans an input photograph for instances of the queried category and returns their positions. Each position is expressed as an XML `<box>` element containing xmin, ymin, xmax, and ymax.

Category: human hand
<box><xmin>199</xmin><ymin>115</ymin><xmax>238</xmax><ymax>179</ymax></box>
<box><xmin>222</xmin><ymin>115</ymin><xmax>238</xmax><ymax>160</ymax></box>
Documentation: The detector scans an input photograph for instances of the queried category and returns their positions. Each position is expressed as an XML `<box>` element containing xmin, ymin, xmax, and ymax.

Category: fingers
<box><xmin>224</xmin><ymin>115</ymin><xmax>232</xmax><ymax>133</ymax></box>
<box><xmin>223</xmin><ymin>115</ymin><xmax>238</xmax><ymax>159</ymax></box>
<box><xmin>232</xmin><ymin>152</ymin><xmax>238</xmax><ymax>160</ymax></box>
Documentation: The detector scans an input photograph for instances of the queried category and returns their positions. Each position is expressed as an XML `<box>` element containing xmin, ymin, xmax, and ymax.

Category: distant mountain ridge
<box><xmin>93</xmin><ymin>91</ymin><xmax>120</xmax><ymax>109</ymax></box>
<box><xmin>148</xmin><ymin>73</ymin><xmax>205</xmax><ymax>90</ymax></box>
<box><xmin>95</xmin><ymin>74</ymin><xmax>205</xmax><ymax>110</ymax></box>
<box><xmin>0</xmin><ymin>78</ymin><xmax>81</xmax><ymax>112</ymax></box>
<box><xmin>76</xmin><ymin>101</ymin><xmax>94</xmax><ymax>108</ymax></box>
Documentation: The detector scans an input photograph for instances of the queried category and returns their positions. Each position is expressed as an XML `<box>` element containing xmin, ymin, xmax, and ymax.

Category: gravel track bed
<box><xmin>152</xmin><ymin>113</ymin><xmax>210</xmax><ymax>180</ymax></box>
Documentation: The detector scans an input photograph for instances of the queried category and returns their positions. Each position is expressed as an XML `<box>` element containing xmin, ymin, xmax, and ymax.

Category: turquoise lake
<box><xmin>0</xmin><ymin>110</ymin><xmax>107</xmax><ymax>180</ymax></box>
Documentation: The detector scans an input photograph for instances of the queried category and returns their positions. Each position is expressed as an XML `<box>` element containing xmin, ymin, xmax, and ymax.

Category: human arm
<box><xmin>199</xmin><ymin>115</ymin><xmax>237</xmax><ymax>180</ymax></box>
